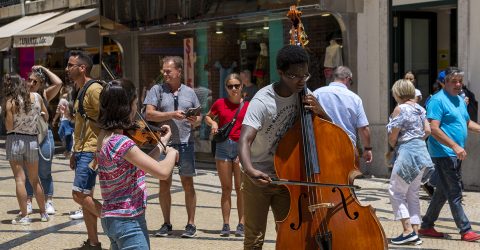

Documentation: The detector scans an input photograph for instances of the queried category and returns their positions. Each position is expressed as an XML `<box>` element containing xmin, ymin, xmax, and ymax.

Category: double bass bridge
<box><xmin>308</xmin><ymin>203</ymin><xmax>334</xmax><ymax>212</ymax></box>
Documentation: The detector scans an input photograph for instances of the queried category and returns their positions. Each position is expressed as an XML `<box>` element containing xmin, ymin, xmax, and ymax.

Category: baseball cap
<box><xmin>437</xmin><ymin>70</ymin><xmax>446</xmax><ymax>83</ymax></box>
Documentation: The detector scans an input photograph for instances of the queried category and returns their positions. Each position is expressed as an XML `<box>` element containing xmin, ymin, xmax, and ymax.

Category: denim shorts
<box><xmin>72</xmin><ymin>152</ymin><xmax>97</xmax><ymax>194</ymax></box>
<box><xmin>215</xmin><ymin>138</ymin><xmax>239</xmax><ymax>161</ymax></box>
<box><xmin>101</xmin><ymin>213</ymin><xmax>150</xmax><ymax>250</ymax></box>
<box><xmin>160</xmin><ymin>143</ymin><xmax>196</xmax><ymax>177</ymax></box>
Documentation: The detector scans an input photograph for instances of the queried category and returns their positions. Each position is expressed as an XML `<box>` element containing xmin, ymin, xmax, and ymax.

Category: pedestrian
<box><xmin>313</xmin><ymin>66</ymin><xmax>373</xmax><ymax>164</ymax></box>
<box><xmin>97</xmin><ymin>79</ymin><xmax>178</xmax><ymax>249</ymax></box>
<box><xmin>404</xmin><ymin>71</ymin><xmax>422</xmax><ymax>102</ymax></box>
<box><xmin>67</xmin><ymin>50</ymin><xmax>103</xmax><ymax>249</ymax></box>
<box><xmin>238</xmin><ymin>45</ymin><xmax>330</xmax><ymax>249</ymax></box>
<box><xmin>240</xmin><ymin>69</ymin><xmax>258</xmax><ymax>101</ymax></box>
<box><xmin>52</xmin><ymin>85</ymin><xmax>74</xmax><ymax>159</ymax></box>
<box><xmin>2</xmin><ymin>73</ymin><xmax>50</xmax><ymax>225</ymax></box>
<box><xmin>24</xmin><ymin>65</ymin><xmax>63</xmax><ymax>216</ymax></box>
<box><xmin>420</xmin><ymin>67</ymin><xmax>480</xmax><ymax>242</ymax></box>
<box><xmin>386</xmin><ymin>79</ymin><xmax>433</xmax><ymax>245</ymax></box>
<box><xmin>144</xmin><ymin>56</ymin><xmax>201</xmax><ymax>238</ymax></box>
<box><xmin>204</xmin><ymin>73</ymin><xmax>248</xmax><ymax>237</ymax></box>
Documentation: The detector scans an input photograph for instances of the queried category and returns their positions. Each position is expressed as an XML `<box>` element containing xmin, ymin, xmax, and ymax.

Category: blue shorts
<box><xmin>101</xmin><ymin>213</ymin><xmax>149</xmax><ymax>250</ymax></box>
<box><xmin>72</xmin><ymin>152</ymin><xmax>97</xmax><ymax>194</ymax></box>
<box><xmin>161</xmin><ymin>143</ymin><xmax>196</xmax><ymax>177</ymax></box>
<box><xmin>215</xmin><ymin>138</ymin><xmax>239</xmax><ymax>161</ymax></box>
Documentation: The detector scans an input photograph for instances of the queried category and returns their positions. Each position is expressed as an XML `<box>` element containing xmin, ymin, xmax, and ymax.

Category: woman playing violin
<box><xmin>95</xmin><ymin>79</ymin><xmax>178</xmax><ymax>249</ymax></box>
<box><xmin>238</xmin><ymin>45</ymin><xmax>330</xmax><ymax>249</ymax></box>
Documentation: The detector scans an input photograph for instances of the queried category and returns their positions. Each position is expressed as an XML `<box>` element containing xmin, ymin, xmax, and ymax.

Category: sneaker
<box><xmin>11</xmin><ymin>215</ymin><xmax>31</xmax><ymax>225</ymax></box>
<box><xmin>220</xmin><ymin>224</ymin><xmax>230</xmax><ymax>237</ymax></box>
<box><xmin>391</xmin><ymin>231</ymin><xmax>418</xmax><ymax>245</ymax></box>
<box><xmin>412</xmin><ymin>237</ymin><xmax>423</xmax><ymax>245</ymax></box>
<box><xmin>45</xmin><ymin>201</ymin><xmax>55</xmax><ymax>215</ymax></box>
<box><xmin>418</xmin><ymin>227</ymin><xmax>445</xmax><ymax>238</ymax></box>
<box><xmin>78</xmin><ymin>239</ymin><xmax>102</xmax><ymax>250</ymax></box>
<box><xmin>41</xmin><ymin>213</ymin><xmax>49</xmax><ymax>222</ymax></box>
<box><xmin>461</xmin><ymin>231</ymin><xmax>480</xmax><ymax>242</ymax></box>
<box><xmin>155</xmin><ymin>223</ymin><xmax>173</xmax><ymax>237</ymax></box>
<box><xmin>181</xmin><ymin>224</ymin><xmax>197</xmax><ymax>238</ymax></box>
<box><xmin>69</xmin><ymin>209</ymin><xmax>83</xmax><ymax>220</ymax></box>
<box><xmin>235</xmin><ymin>223</ymin><xmax>245</xmax><ymax>237</ymax></box>
<box><xmin>26</xmin><ymin>201</ymin><xmax>33</xmax><ymax>214</ymax></box>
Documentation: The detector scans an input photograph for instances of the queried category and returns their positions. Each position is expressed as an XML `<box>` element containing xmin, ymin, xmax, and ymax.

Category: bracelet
<box><xmin>364</xmin><ymin>147</ymin><xmax>373</xmax><ymax>151</ymax></box>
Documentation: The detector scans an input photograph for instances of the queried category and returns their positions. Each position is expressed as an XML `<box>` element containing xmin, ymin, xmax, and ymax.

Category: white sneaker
<box><xmin>12</xmin><ymin>215</ymin><xmax>31</xmax><ymax>225</ymax></box>
<box><xmin>27</xmin><ymin>201</ymin><xmax>33</xmax><ymax>214</ymax></box>
<box><xmin>41</xmin><ymin>213</ymin><xmax>50</xmax><ymax>222</ymax></box>
<box><xmin>45</xmin><ymin>201</ymin><xmax>55</xmax><ymax>215</ymax></box>
<box><xmin>69</xmin><ymin>209</ymin><xmax>83</xmax><ymax>220</ymax></box>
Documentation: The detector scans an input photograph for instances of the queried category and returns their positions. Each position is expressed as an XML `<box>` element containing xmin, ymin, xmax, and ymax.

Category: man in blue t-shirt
<box><xmin>420</xmin><ymin>67</ymin><xmax>480</xmax><ymax>242</ymax></box>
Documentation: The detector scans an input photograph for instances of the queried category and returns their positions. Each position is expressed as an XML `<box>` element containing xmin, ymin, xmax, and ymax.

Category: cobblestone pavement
<box><xmin>1</xmin><ymin>144</ymin><xmax>480</xmax><ymax>249</ymax></box>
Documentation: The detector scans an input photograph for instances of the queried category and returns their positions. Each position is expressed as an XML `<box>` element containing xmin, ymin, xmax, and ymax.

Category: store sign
<box><xmin>13</xmin><ymin>36</ymin><xmax>55</xmax><ymax>48</ymax></box>
<box><xmin>184</xmin><ymin>38</ymin><xmax>195</xmax><ymax>88</ymax></box>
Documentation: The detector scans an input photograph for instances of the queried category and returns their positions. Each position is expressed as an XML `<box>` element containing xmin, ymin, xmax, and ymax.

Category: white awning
<box><xmin>0</xmin><ymin>11</ymin><xmax>62</xmax><ymax>51</ymax></box>
<box><xmin>13</xmin><ymin>8</ymin><xmax>98</xmax><ymax>48</ymax></box>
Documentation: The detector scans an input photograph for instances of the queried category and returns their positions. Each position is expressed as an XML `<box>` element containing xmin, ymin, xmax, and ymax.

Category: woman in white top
<box><xmin>3</xmin><ymin>73</ymin><xmax>50</xmax><ymax>225</ymax></box>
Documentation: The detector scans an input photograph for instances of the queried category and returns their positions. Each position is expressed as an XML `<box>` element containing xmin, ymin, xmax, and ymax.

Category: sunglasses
<box><xmin>284</xmin><ymin>72</ymin><xmax>311</xmax><ymax>81</ymax></box>
<box><xmin>226</xmin><ymin>84</ymin><xmax>242</xmax><ymax>90</ymax></box>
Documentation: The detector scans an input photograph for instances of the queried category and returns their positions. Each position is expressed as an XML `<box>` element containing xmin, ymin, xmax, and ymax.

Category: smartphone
<box><xmin>183</xmin><ymin>106</ymin><xmax>201</xmax><ymax>117</ymax></box>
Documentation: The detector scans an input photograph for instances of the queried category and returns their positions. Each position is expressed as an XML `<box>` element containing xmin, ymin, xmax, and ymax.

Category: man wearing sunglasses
<box><xmin>144</xmin><ymin>56</ymin><xmax>201</xmax><ymax>239</ymax></box>
<box><xmin>238</xmin><ymin>45</ymin><xmax>330</xmax><ymax>249</ymax></box>
<box><xmin>313</xmin><ymin>66</ymin><xmax>372</xmax><ymax>165</ymax></box>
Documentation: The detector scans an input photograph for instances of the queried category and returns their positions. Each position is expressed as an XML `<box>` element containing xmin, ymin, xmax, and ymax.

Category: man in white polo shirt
<box><xmin>313</xmin><ymin>66</ymin><xmax>373</xmax><ymax>164</ymax></box>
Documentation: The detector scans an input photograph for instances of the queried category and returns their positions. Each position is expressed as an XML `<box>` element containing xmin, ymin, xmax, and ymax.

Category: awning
<box><xmin>13</xmin><ymin>8</ymin><xmax>98</xmax><ymax>48</ymax></box>
<box><xmin>0</xmin><ymin>11</ymin><xmax>62</xmax><ymax>51</ymax></box>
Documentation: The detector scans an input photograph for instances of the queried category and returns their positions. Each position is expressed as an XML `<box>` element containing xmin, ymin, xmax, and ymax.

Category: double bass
<box><xmin>272</xmin><ymin>3</ymin><xmax>387</xmax><ymax>249</ymax></box>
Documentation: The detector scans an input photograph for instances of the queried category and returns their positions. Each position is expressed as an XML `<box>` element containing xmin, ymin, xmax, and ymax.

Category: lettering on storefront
<box><xmin>183</xmin><ymin>38</ymin><xmax>195</xmax><ymax>88</ymax></box>
<box><xmin>13</xmin><ymin>36</ymin><xmax>55</xmax><ymax>48</ymax></box>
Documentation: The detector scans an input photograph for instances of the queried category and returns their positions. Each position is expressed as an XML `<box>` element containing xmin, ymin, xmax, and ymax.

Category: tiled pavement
<box><xmin>1</xmin><ymin>142</ymin><xmax>480</xmax><ymax>249</ymax></box>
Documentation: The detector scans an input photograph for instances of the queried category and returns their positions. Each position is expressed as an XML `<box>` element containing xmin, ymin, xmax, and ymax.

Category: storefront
<box><xmin>100</xmin><ymin>0</ymin><xmax>362</xmax><ymax>153</ymax></box>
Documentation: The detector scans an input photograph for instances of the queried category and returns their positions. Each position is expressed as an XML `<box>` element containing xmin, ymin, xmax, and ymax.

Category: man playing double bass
<box><xmin>238</xmin><ymin>45</ymin><xmax>330</xmax><ymax>249</ymax></box>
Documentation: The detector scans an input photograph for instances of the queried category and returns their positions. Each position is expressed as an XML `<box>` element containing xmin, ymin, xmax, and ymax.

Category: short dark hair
<box><xmin>69</xmin><ymin>50</ymin><xmax>93</xmax><ymax>76</ymax></box>
<box><xmin>98</xmin><ymin>78</ymin><xmax>138</xmax><ymax>130</ymax></box>
<box><xmin>276</xmin><ymin>45</ymin><xmax>309</xmax><ymax>72</ymax></box>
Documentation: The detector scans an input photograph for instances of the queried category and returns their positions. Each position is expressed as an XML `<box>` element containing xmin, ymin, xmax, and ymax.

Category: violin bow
<box><xmin>101</xmin><ymin>60</ymin><xmax>167</xmax><ymax>152</ymax></box>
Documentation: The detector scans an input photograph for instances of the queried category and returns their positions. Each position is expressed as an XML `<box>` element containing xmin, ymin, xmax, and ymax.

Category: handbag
<box><xmin>37</xmin><ymin>115</ymin><xmax>48</xmax><ymax>143</ymax></box>
<box><xmin>211</xmin><ymin>101</ymin><xmax>245</xmax><ymax>157</ymax></box>
<box><xmin>212</xmin><ymin>101</ymin><xmax>244</xmax><ymax>143</ymax></box>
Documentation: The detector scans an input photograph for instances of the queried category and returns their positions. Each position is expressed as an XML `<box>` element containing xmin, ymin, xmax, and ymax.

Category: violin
<box><xmin>101</xmin><ymin>60</ymin><xmax>168</xmax><ymax>151</ymax></box>
<box><xmin>272</xmin><ymin>3</ymin><xmax>387</xmax><ymax>249</ymax></box>
<box><xmin>126</xmin><ymin>118</ymin><xmax>167</xmax><ymax>149</ymax></box>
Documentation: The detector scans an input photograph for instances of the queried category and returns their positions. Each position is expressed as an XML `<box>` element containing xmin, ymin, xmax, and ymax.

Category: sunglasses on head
<box><xmin>226</xmin><ymin>84</ymin><xmax>242</xmax><ymax>90</ymax></box>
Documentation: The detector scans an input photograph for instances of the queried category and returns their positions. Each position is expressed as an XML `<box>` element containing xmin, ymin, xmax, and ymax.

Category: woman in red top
<box><xmin>205</xmin><ymin>73</ymin><xmax>249</xmax><ymax>237</ymax></box>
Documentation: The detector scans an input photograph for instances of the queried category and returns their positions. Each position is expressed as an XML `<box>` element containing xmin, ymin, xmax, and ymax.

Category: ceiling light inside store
<box><xmin>321</xmin><ymin>13</ymin><xmax>331</xmax><ymax>17</ymax></box>
<box><xmin>169</xmin><ymin>32</ymin><xmax>177</xmax><ymax>35</ymax></box>
<box><xmin>216</xmin><ymin>29</ymin><xmax>223</xmax><ymax>34</ymax></box>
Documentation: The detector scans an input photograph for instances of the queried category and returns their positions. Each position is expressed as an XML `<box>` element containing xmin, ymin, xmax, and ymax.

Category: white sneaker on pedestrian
<box><xmin>45</xmin><ymin>201</ymin><xmax>55</xmax><ymax>215</ymax></box>
<box><xmin>12</xmin><ymin>215</ymin><xmax>31</xmax><ymax>225</ymax></box>
<box><xmin>27</xmin><ymin>201</ymin><xmax>33</xmax><ymax>215</ymax></box>
<box><xmin>41</xmin><ymin>213</ymin><xmax>50</xmax><ymax>222</ymax></box>
<box><xmin>69</xmin><ymin>209</ymin><xmax>83</xmax><ymax>220</ymax></box>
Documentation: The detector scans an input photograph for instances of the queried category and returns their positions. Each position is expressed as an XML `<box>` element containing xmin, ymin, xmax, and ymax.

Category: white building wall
<box><xmin>356</xmin><ymin>0</ymin><xmax>390</xmax><ymax>177</ymax></box>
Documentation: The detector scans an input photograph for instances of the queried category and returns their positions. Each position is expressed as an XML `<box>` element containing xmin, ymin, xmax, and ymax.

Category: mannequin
<box><xmin>324</xmin><ymin>39</ymin><xmax>343</xmax><ymax>83</ymax></box>
<box><xmin>253</xmin><ymin>42</ymin><xmax>269</xmax><ymax>88</ymax></box>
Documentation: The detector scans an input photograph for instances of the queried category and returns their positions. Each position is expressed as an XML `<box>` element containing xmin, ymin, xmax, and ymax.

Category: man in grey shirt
<box><xmin>238</xmin><ymin>45</ymin><xmax>330</xmax><ymax>248</ymax></box>
<box><xmin>144</xmin><ymin>56</ymin><xmax>201</xmax><ymax>238</ymax></box>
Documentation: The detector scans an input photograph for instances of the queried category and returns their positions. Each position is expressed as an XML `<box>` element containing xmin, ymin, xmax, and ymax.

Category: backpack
<box><xmin>75</xmin><ymin>79</ymin><xmax>105</xmax><ymax>122</ymax></box>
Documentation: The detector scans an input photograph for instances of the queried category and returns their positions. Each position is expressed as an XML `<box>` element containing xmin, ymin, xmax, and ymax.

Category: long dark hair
<box><xmin>98</xmin><ymin>78</ymin><xmax>138</xmax><ymax>130</ymax></box>
<box><xmin>2</xmin><ymin>73</ymin><xmax>32</xmax><ymax>116</ymax></box>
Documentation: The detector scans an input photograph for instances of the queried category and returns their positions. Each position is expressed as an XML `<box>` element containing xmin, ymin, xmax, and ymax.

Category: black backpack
<box><xmin>75</xmin><ymin>79</ymin><xmax>105</xmax><ymax>121</ymax></box>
